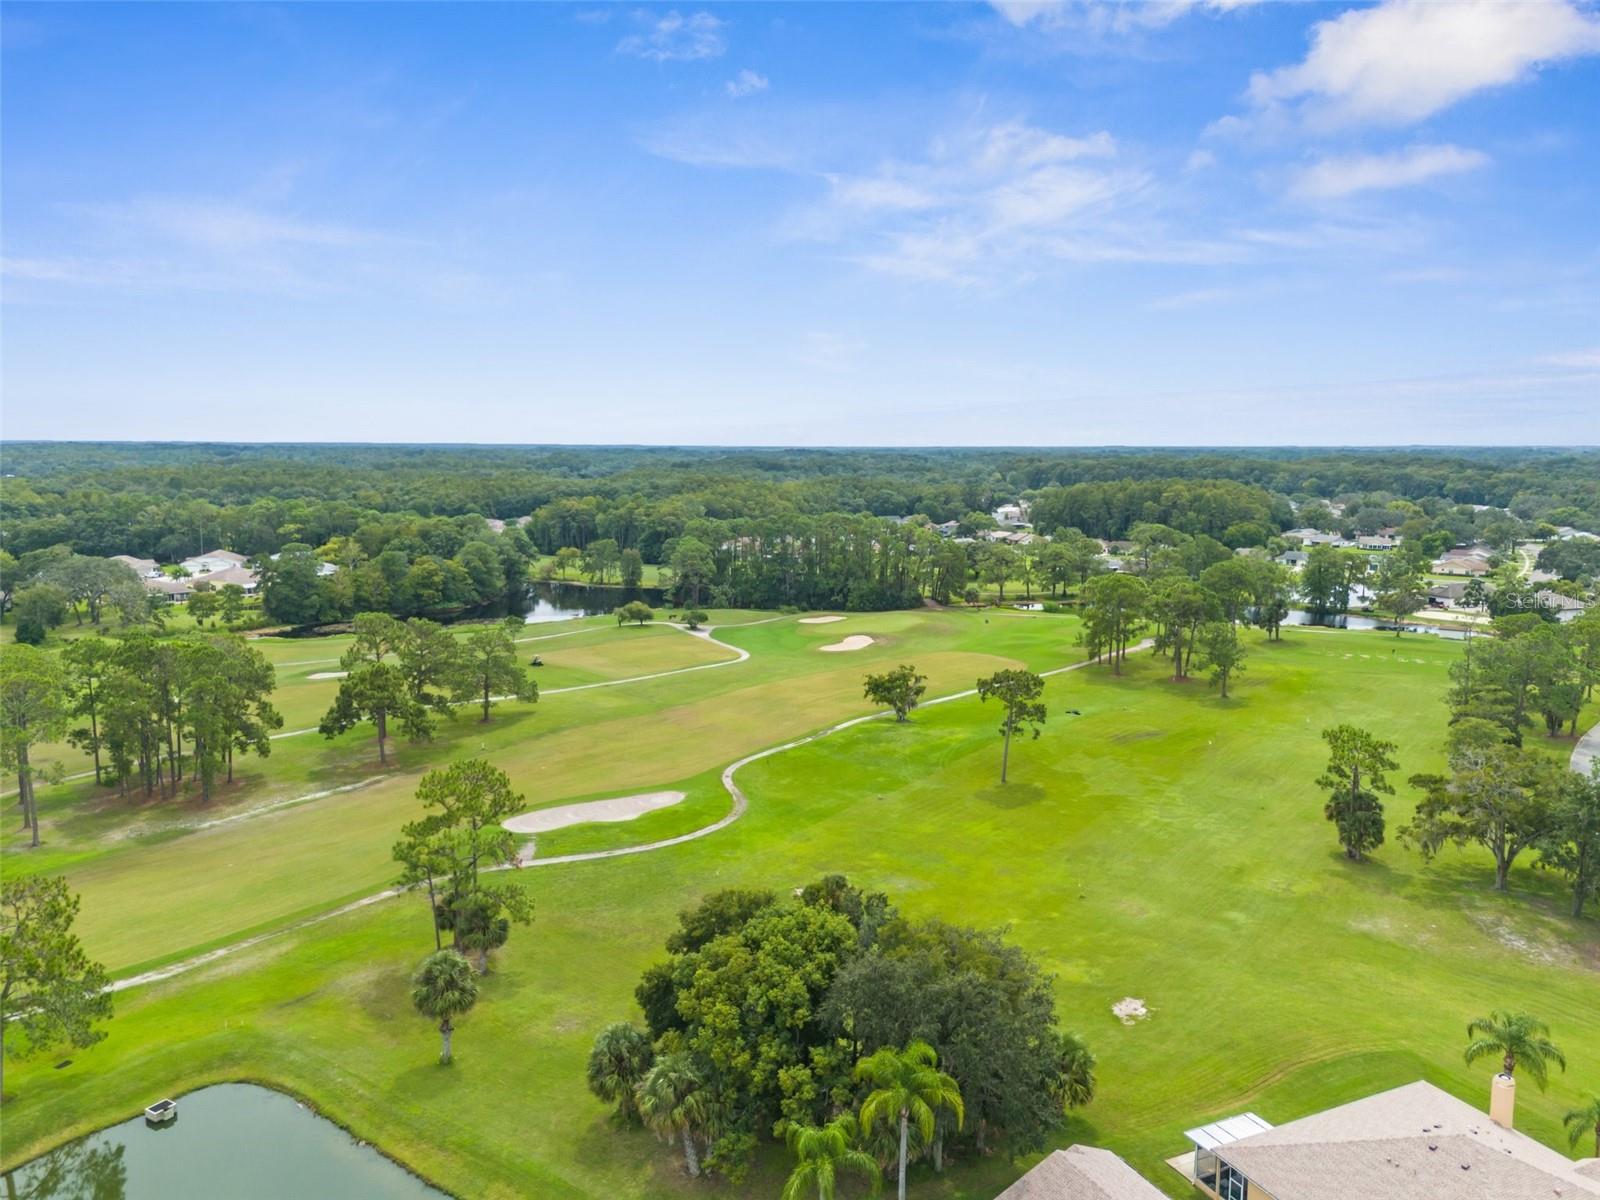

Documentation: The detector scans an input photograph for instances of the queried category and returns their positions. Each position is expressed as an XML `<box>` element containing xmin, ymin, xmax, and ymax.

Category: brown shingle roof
<box><xmin>994</xmin><ymin>1146</ymin><xmax>1166</xmax><ymax>1200</ymax></box>
<box><xmin>1217</xmin><ymin>1081</ymin><xmax>1600</xmax><ymax>1200</ymax></box>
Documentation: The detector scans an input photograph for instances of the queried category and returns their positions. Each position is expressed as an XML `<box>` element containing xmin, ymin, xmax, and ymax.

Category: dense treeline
<box><xmin>4</xmin><ymin>444</ymin><xmax>1597</xmax><ymax>563</ymax></box>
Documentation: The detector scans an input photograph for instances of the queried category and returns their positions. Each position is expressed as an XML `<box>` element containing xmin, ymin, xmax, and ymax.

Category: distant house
<box><xmin>1178</xmin><ymin>1079</ymin><xmax>1600</xmax><ymax>1200</ymax></box>
<box><xmin>1275</xmin><ymin>551</ymin><xmax>1308</xmax><ymax>569</ymax></box>
<box><xmin>181</xmin><ymin>548</ymin><xmax>249</xmax><ymax>576</ymax></box>
<box><xmin>1427</xmin><ymin>581</ymin><xmax>1468</xmax><ymax>607</ymax></box>
<box><xmin>933</xmin><ymin>520</ymin><xmax>961</xmax><ymax>536</ymax></box>
<box><xmin>1356</xmin><ymin>534</ymin><xmax>1397</xmax><ymax>551</ymax></box>
<box><xmin>485</xmin><ymin>518</ymin><xmax>507</xmax><ymax>533</ymax></box>
<box><xmin>995</xmin><ymin>1144</ymin><xmax>1165</xmax><ymax>1199</ymax></box>
<box><xmin>194</xmin><ymin>565</ymin><xmax>260</xmax><ymax>594</ymax></box>
<box><xmin>1537</xmin><ymin>589</ymin><xmax>1590</xmax><ymax>620</ymax></box>
<box><xmin>267</xmin><ymin>552</ymin><xmax>337</xmax><ymax>577</ymax></box>
<box><xmin>1432</xmin><ymin>554</ymin><xmax>1492</xmax><ymax>576</ymax></box>
<box><xmin>144</xmin><ymin>576</ymin><xmax>194</xmax><ymax>604</ymax></box>
<box><xmin>992</xmin><ymin>502</ymin><xmax>1031</xmax><ymax>527</ymax></box>
<box><xmin>111</xmin><ymin>554</ymin><xmax>162</xmax><ymax>580</ymax></box>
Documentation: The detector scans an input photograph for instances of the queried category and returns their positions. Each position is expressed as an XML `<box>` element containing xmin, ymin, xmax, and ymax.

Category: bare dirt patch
<box><xmin>1112</xmin><ymin>997</ymin><xmax>1150</xmax><ymax>1025</ymax></box>
<box><xmin>799</xmin><ymin>615</ymin><xmax>847</xmax><ymax>624</ymax></box>
<box><xmin>307</xmin><ymin>671</ymin><xmax>348</xmax><ymax>680</ymax></box>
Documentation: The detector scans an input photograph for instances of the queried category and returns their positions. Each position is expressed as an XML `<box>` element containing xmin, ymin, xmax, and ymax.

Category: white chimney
<box><xmin>1489</xmin><ymin>1072</ymin><xmax>1515</xmax><ymax>1128</ymax></box>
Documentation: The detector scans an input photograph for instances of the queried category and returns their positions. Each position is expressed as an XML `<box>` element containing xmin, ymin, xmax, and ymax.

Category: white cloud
<box><xmin>1185</xmin><ymin>148</ymin><xmax>1217</xmax><ymax>172</ymax></box>
<box><xmin>1289</xmin><ymin>144</ymin><xmax>1491</xmax><ymax>199</ymax></box>
<box><xmin>617</xmin><ymin>11</ymin><xmax>725</xmax><ymax>62</ymax></box>
<box><xmin>992</xmin><ymin>0</ymin><xmax>1263</xmax><ymax>33</ymax></box>
<box><xmin>725</xmin><ymin>69</ymin><xmax>768</xmax><ymax>99</ymax></box>
<box><xmin>1145</xmin><ymin>286</ymin><xmax>1245</xmax><ymax>311</ymax></box>
<box><xmin>1245</xmin><ymin>0</ymin><xmax>1600</xmax><ymax>129</ymax></box>
<box><xmin>1540</xmin><ymin>347</ymin><xmax>1600</xmax><ymax>369</ymax></box>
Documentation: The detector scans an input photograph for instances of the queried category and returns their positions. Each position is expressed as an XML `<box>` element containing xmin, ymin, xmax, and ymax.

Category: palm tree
<box><xmin>1564</xmin><ymin>1095</ymin><xmax>1600</xmax><ymax>1158</ymax></box>
<box><xmin>856</xmin><ymin>1041</ymin><xmax>964</xmax><ymax>1200</ymax></box>
<box><xmin>635</xmin><ymin>1052</ymin><xmax>709</xmax><ymax>1178</ymax></box>
<box><xmin>781</xmin><ymin>1115</ymin><xmax>880</xmax><ymax>1200</ymax></box>
<box><xmin>410</xmin><ymin>949</ymin><xmax>478</xmax><ymax>1064</ymax></box>
<box><xmin>1054</xmin><ymin>1031</ymin><xmax>1098</xmax><ymax>1110</ymax></box>
<box><xmin>1464</xmin><ymin>1011</ymin><xmax>1567</xmax><ymax>1089</ymax></box>
<box><xmin>586</xmin><ymin>1023</ymin><xmax>655</xmax><ymax>1123</ymax></box>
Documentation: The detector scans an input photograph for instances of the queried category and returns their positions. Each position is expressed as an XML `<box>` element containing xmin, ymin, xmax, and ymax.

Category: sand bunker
<box><xmin>819</xmin><ymin>635</ymin><xmax>875</xmax><ymax>652</ymax></box>
<box><xmin>501</xmin><ymin>790</ymin><xmax>687</xmax><ymax>835</ymax></box>
<box><xmin>799</xmin><ymin>615</ymin><xmax>847</xmax><ymax>625</ymax></box>
<box><xmin>307</xmin><ymin>671</ymin><xmax>348</xmax><ymax>680</ymax></box>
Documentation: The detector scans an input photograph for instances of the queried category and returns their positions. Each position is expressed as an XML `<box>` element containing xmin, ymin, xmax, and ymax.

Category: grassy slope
<box><xmin>2</xmin><ymin>619</ymin><xmax>1596</xmax><ymax>1200</ymax></box>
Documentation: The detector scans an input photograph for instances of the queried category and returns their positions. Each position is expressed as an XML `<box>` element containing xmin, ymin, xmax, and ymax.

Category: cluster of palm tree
<box><xmin>1463</xmin><ymin>1009</ymin><xmax>1598</xmax><ymax>1157</ymax></box>
<box><xmin>586</xmin><ymin>1028</ymin><xmax>965</xmax><ymax>1197</ymax></box>
<box><xmin>775</xmin><ymin>1041</ymin><xmax>966</xmax><ymax>1200</ymax></box>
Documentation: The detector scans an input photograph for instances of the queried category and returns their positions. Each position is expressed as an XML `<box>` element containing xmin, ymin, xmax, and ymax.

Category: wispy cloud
<box><xmin>992</xmin><ymin>0</ymin><xmax>1264</xmax><ymax>34</ymax></box>
<box><xmin>1289</xmin><ymin>144</ymin><xmax>1490</xmax><ymax>200</ymax></box>
<box><xmin>724</xmin><ymin>69</ymin><xmax>768</xmax><ymax>99</ymax></box>
<box><xmin>1540</xmin><ymin>347</ymin><xmax>1600</xmax><ymax>369</ymax></box>
<box><xmin>1236</xmin><ymin>0</ymin><xmax>1600</xmax><ymax>131</ymax></box>
<box><xmin>617</xmin><ymin>10</ymin><xmax>725</xmax><ymax>62</ymax></box>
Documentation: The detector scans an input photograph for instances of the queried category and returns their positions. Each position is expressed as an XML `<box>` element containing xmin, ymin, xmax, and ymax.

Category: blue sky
<box><xmin>3</xmin><ymin>0</ymin><xmax>1597</xmax><ymax>445</ymax></box>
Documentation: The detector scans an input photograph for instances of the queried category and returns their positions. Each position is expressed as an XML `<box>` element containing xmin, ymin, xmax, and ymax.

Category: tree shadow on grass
<box><xmin>974</xmin><ymin>782</ymin><xmax>1045</xmax><ymax>809</ymax></box>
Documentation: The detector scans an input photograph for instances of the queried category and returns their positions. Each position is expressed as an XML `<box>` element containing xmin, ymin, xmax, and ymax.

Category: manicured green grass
<box><xmin>2</xmin><ymin>616</ymin><xmax>1595</xmax><ymax>1200</ymax></box>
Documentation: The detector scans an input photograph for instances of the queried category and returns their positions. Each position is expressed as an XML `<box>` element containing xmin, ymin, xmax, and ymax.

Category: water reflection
<box><xmin>2</xmin><ymin>1084</ymin><xmax>447</xmax><ymax>1200</ymax></box>
<box><xmin>522</xmin><ymin>581</ymin><xmax>666</xmax><ymax>623</ymax></box>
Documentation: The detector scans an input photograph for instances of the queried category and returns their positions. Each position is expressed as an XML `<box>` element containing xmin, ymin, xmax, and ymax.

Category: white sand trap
<box><xmin>799</xmin><ymin>615</ymin><xmax>847</xmax><ymax>624</ymax></box>
<box><xmin>501</xmin><ymin>790</ymin><xmax>686</xmax><ymax>835</ymax></box>
<box><xmin>307</xmin><ymin>671</ymin><xmax>348</xmax><ymax>680</ymax></box>
<box><xmin>819</xmin><ymin>635</ymin><xmax>875</xmax><ymax>652</ymax></box>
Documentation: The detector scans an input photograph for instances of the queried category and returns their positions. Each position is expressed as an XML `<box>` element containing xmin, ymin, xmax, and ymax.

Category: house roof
<box><xmin>143</xmin><ymin>576</ymin><xmax>192</xmax><ymax>594</ymax></box>
<box><xmin>111</xmin><ymin>554</ymin><xmax>158</xmax><ymax>571</ymax></box>
<box><xmin>994</xmin><ymin>1146</ymin><xmax>1166</xmax><ymax>1200</ymax></box>
<box><xmin>192</xmin><ymin>565</ymin><xmax>259</xmax><ymax>588</ymax></box>
<box><xmin>1215</xmin><ymin>1081</ymin><xmax>1600</xmax><ymax>1200</ymax></box>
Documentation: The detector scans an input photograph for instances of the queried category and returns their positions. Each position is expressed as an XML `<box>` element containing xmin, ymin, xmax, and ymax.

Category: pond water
<box><xmin>1282</xmin><ymin>609</ymin><xmax>1469</xmax><ymax>640</ymax></box>
<box><xmin>522</xmin><ymin>580</ymin><xmax>666</xmax><ymax>623</ymax></box>
<box><xmin>2</xmin><ymin>1083</ymin><xmax>450</xmax><ymax>1199</ymax></box>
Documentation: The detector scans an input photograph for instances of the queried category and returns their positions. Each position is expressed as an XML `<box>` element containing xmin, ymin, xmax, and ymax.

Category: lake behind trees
<box><xmin>3</xmin><ymin>1084</ymin><xmax>449</xmax><ymax>1199</ymax></box>
<box><xmin>522</xmin><ymin>580</ymin><xmax>666</xmax><ymax>623</ymax></box>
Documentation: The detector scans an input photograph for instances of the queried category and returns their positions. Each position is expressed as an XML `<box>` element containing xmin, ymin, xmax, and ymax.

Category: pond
<box><xmin>1281</xmin><ymin>609</ymin><xmax>1469</xmax><ymax>640</ymax></box>
<box><xmin>2</xmin><ymin>1083</ymin><xmax>450</xmax><ymax>1199</ymax></box>
<box><xmin>522</xmin><ymin>580</ymin><xmax>666</xmax><ymax>623</ymax></box>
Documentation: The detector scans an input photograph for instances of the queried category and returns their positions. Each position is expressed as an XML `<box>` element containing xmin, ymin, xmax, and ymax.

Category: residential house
<box><xmin>1427</xmin><ymin>581</ymin><xmax>1468</xmax><ymax>608</ymax></box>
<box><xmin>1178</xmin><ymin>1079</ymin><xmax>1600</xmax><ymax>1200</ymax></box>
<box><xmin>144</xmin><ymin>576</ymin><xmax>194</xmax><ymax>604</ymax></box>
<box><xmin>194</xmin><ymin>565</ymin><xmax>260</xmax><ymax>594</ymax></box>
<box><xmin>111</xmin><ymin>554</ymin><xmax>162</xmax><ymax>580</ymax></box>
<box><xmin>933</xmin><ymin>519</ymin><xmax>961</xmax><ymax>536</ymax></box>
<box><xmin>1432</xmin><ymin>554</ymin><xmax>1493</xmax><ymax>576</ymax></box>
<box><xmin>995</xmin><ymin>1145</ymin><xmax>1166</xmax><ymax>1200</ymax></box>
<box><xmin>1274</xmin><ymin>551</ymin><xmax>1308</xmax><ymax>569</ymax></box>
<box><xmin>993</xmin><ymin>502</ymin><xmax>1031</xmax><ymax>527</ymax></box>
<box><xmin>181</xmin><ymin>548</ymin><xmax>249</xmax><ymax>576</ymax></box>
<box><xmin>1537</xmin><ymin>589</ymin><xmax>1590</xmax><ymax>621</ymax></box>
<box><xmin>1355</xmin><ymin>534</ymin><xmax>1397</xmax><ymax>551</ymax></box>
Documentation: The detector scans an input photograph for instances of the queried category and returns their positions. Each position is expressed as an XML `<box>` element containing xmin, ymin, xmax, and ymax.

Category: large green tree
<box><xmin>1317</xmin><ymin>724</ymin><xmax>1398</xmax><ymax>861</ymax></box>
<box><xmin>454</xmin><ymin>621</ymin><xmax>537</xmax><ymax>722</ymax></box>
<box><xmin>0</xmin><ymin>645</ymin><xmax>69</xmax><ymax>847</ymax></box>
<box><xmin>1</xmin><ymin>875</ymin><xmax>113</xmax><ymax>1099</ymax></box>
<box><xmin>975</xmin><ymin>669</ymin><xmax>1047</xmax><ymax>783</ymax></box>
<box><xmin>1539</xmin><ymin>766</ymin><xmax>1600</xmax><ymax>918</ymax></box>
<box><xmin>863</xmin><ymin>665</ymin><xmax>927</xmax><ymax>723</ymax></box>
<box><xmin>586</xmin><ymin>1022</ymin><xmax>655</xmax><ymax>1124</ymax></box>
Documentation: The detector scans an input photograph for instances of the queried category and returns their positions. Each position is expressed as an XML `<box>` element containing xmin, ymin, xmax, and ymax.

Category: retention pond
<box><xmin>2</xmin><ymin>1083</ymin><xmax>449</xmax><ymax>1199</ymax></box>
